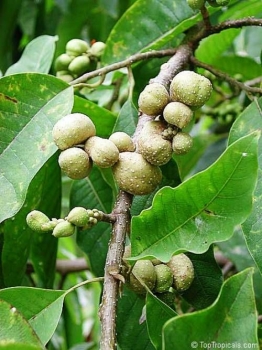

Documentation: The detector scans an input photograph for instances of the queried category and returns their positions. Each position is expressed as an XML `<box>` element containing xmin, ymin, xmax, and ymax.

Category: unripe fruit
<box><xmin>138</xmin><ymin>120</ymin><xmax>173</xmax><ymax>166</ymax></box>
<box><xmin>163</xmin><ymin>102</ymin><xmax>193</xmax><ymax>129</ymax></box>
<box><xmin>66</xmin><ymin>207</ymin><xmax>89</xmax><ymax>227</ymax></box>
<box><xmin>55</xmin><ymin>54</ymin><xmax>74</xmax><ymax>71</ymax></box>
<box><xmin>138</xmin><ymin>83</ymin><xmax>169</xmax><ymax>116</ymax></box>
<box><xmin>52</xmin><ymin>220</ymin><xmax>76</xmax><ymax>238</ymax></box>
<box><xmin>172</xmin><ymin>132</ymin><xmax>193</xmax><ymax>155</ymax></box>
<box><xmin>84</xmin><ymin>136</ymin><xmax>119</xmax><ymax>168</ymax></box>
<box><xmin>154</xmin><ymin>264</ymin><xmax>173</xmax><ymax>293</ymax></box>
<box><xmin>56</xmin><ymin>71</ymin><xmax>74</xmax><ymax>83</ymax></box>
<box><xmin>66</xmin><ymin>39</ymin><xmax>89</xmax><ymax>56</ymax></box>
<box><xmin>170</xmin><ymin>71</ymin><xmax>212</xmax><ymax>108</ymax></box>
<box><xmin>112</xmin><ymin>152</ymin><xmax>162</xmax><ymax>195</ymax></box>
<box><xmin>187</xmin><ymin>0</ymin><xmax>205</xmax><ymax>10</ymax></box>
<box><xmin>52</xmin><ymin>113</ymin><xmax>96</xmax><ymax>150</ymax></box>
<box><xmin>68</xmin><ymin>55</ymin><xmax>90</xmax><ymax>76</ymax></box>
<box><xmin>26</xmin><ymin>210</ymin><xmax>50</xmax><ymax>233</ymax></box>
<box><xmin>109</xmin><ymin>132</ymin><xmax>135</xmax><ymax>152</ymax></box>
<box><xmin>129</xmin><ymin>260</ymin><xmax>156</xmax><ymax>294</ymax></box>
<box><xmin>89</xmin><ymin>41</ymin><xmax>106</xmax><ymax>57</ymax></box>
<box><xmin>167</xmin><ymin>253</ymin><xmax>194</xmax><ymax>292</ymax></box>
<box><xmin>58</xmin><ymin>147</ymin><xmax>92</xmax><ymax>179</ymax></box>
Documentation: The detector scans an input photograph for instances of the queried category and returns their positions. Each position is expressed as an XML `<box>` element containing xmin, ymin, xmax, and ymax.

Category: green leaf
<box><xmin>146</xmin><ymin>292</ymin><xmax>177</xmax><ymax>350</ymax></box>
<box><xmin>162</xmin><ymin>269</ymin><xmax>258</xmax><ymax>349</ymax></box>
<box><xmin>116</xmin><ymin>287</ymin><xmax>154</xmax><ymax>350</ymax></box>
<box><xmin>1</xmin><ymin>155</ymin><xmax>58</xmax><ymax>287</ymax></box>
<box><xmin>228</xmin><ymin>98</ymin><xmax>262</xmax><ymax>276</ymax></box>
<box><xmin>29</xmin><ymin>153</ymin><xmax>61</xmax><ymax>288</ymax></box>
<box><xmin>183</xmin><ymin>248</ymin><xmax>223</xmax><ymax>310</ymax></box>
<box><xmin>5</xmin><ymin>35</ymin><xmax>58</xmax><ymax>75</ymax></box>
<box><xmin>0</xmin><ymin>73</ymin><xmax>73</xmax><ymax>223</ymax></box>
<box><xmin>71</xmin><ymin>167</ymin><xmax>113</xmax><ymax>276</ymax></box>
<box><xmin>131</xmin><ymin>132</ymin><xmax>259</xmax><ymax>262</ymax></box>
<box><xmin>73</xmin><ymin>95</ymin><xmax>116</xmax><ymax>138</ymax></box>
<box><xmin>103</xmin><ymin>0</ymin><xmax>196</xmax><ymax>64</ymax></box>
<box><xmin>113</xmin><ymin>100</ymin><xmax>138</xmax><ymax>136</ymax></box>
<box><xmin>0</xmin><ymin>286</ymin><xmax>65</xmax><ymax>346</ymax></box>
<box><xmin>0</xmin><ymin>299</ymin><xmax>43</xmax><ymax>348</ymax></box>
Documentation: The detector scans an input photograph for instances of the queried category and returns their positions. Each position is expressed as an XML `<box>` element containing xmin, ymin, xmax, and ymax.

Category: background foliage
<box><xmin>0</xmin><ymin>0</ymin><xmax>262</xmax><ymax>349</ymax></box>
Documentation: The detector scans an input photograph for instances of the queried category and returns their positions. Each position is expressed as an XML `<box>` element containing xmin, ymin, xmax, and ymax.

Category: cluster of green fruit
<box><xmin>123</xmin><ymin>248</ymin><xmax>194</xmax><ymax>296</ymax></box>
<box><xmin>55</xmin><ymin>39</ymin><xmax>106</xmax><ymax>82</ymax></box>
<box><xmin>187</xmin><ymin>0</ymin><xmax>230</xmax><ymax>10</ymax></box>
<box><xmin>26</xmin><ymin>207</ymin><xmax>102</xmax><ymax>238</ymax></box>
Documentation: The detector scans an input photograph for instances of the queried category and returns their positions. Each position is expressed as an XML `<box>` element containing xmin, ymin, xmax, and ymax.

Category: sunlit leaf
<box><xmin>131</xmin><ymin>132</ymin><xmax>259</xmax><ymax>262</ymax></box>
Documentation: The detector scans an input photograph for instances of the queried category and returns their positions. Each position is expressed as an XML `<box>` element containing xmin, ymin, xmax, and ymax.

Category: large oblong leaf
<box><xmin>0</xmin><ymin>73</ymin><xmax>73</xmax><ymax>223</ymax></box>
<box><xmin>103</xmin><ymin>0</ymin><xmax>196</xmax><ymax>64</ymax></box>
<box><xmin>131</xmin><ymin>132</ymin><xmax>259</xmax><ymax>262</ymax></box>
<box><xmin>5</xmin><ymin>35</ymin><xmax>57</xmax><ymax>76</ymax></box>
<box><xmin>162</xmin><ymin>269</ymin><xmax>258</xmax><ymax>349</ymax></box>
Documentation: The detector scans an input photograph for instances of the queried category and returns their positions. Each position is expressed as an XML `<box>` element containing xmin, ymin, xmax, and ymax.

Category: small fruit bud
<box><xmin>84</xmin><ymin>136</ymin><xmax>119</xmax><ymax>168</ymax></box>
<box><xmin>187</xmin><ymin>0</ymin><xmax>206</xmax><ymax>10</ymax></box>
<box><xmin>163</xmin><ymin>102</ymin><xmax>193</xmax><ymax>129</ymax></box>
<box><xmin>129</xmin><ymin>260</ymin><xmax>156</xmax><ymax>294</ymax></box>
<box><xmin>154</xmin><ymin>264</ymin><xmax>173</xmax><ymax>293</ymax></box>
<box><xmin>66</xmin><ymin>207</ymin><xmax>89</xmax><ymax>227</ymax></box>
<box><xmin>89</xmin><ymin>41</ymin><xmax>106</xmax><ymax>57</ymax></box>
<box><xmin>56</xmin><ymin>71</ymin><xmax>74</xmax><ymax>83</ymax></box>
<box><xmin>167</xmin><ymin>253</ymin><xmax>194</xmax><ymax>292</ymax></box>
<box><xmin>138</xmin><ymin>83</ymin><xmax>169</xmax><ymax>116</ymax></box>
<box><xmin>66</xmin><ymin>39</ymin><xmax>89</xmax><ymax>56</ymax></box>
<box><xmin>112</xmin><ymin>152</ymin><xmax>162</xmax><ymax>195</ymax></box>
<box><xmin>26</xmin><ymin>210</ymin><xmax>50</xmax><ymax>233</ymax></box>
<box><xmin>52</xmin><ymin>220</ymin><xmax>76</xmax><ymax>238</ymax></box>
<box><xmin>138</xmin><ymin>120</ymin><xmax>173</xmax><ymax>166</ymax></box>
<box><xmin>54</xmin><ymin>54</ymin><xmax>74</xmax><ymax>71</ymax></box>
<box><xmin>52</xmin><ymin>113</ymin><xmax>96</xmax><ymax>150</ymax></box>
<box><xmin>172</xmin><ymin>132</ymin><xmax>193</xmax><ymax>155</ymax></box>
<box><xmin>68</xmin><ymin>55</ymin><xmax>91</xmax><ymax>76</ymax></box>
<box><xmin>109</xmin><ymin>132</ymin><xmax>135</xmax><ymax>152</ymax></box>
<box><xmin>170</xmin><ymin>71</ymin><xmax>212</xmax><ymax>108</ymax></box>
<box><xmin>58</xmin><ymin>147</ymin><xmax>92</xmax><ymax>179</ymax></box>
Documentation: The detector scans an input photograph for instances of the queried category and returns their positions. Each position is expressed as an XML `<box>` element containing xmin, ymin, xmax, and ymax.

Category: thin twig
<box><xmin>70</xmin><ymin>48</ymin><xmax>178</xmax><ymax>85</ymax></box>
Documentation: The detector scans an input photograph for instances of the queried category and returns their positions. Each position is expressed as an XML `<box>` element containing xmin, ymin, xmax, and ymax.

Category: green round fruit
<box><xmin>52</xmin><ymin>220</ymin><xmax>76</xmax><ymax>238</ymax></box>
<box><xmin>85</xmin><ymin>136</ymin><xmax>119</xmax><ymax>168</ymax></box>
<box><xmin>58</xmin><ymin>147</ymin><xmax>92</xmax><ymax>180</ymax></box>
<box><xmin>170</xmin><ymin>71</ymin><xmax>212</xmax><ymax>108</ymax></box>
<box><xmin>89</xmin><ymin>41</ymin><xmax>106</xmax><ymax>57</ymax></box>
<box><xmin>66</xmin><ymin>207</ymin><xmax>89</xmax><ymax>227</ymax></box>
<box><xmin>68</xmin><ymin>55</ymin><xmax>90</xmax><ymax>76</ymax></box>
<box><xmin>52</xmin><ymin>113</ymin><xmax>96</xmax><ymax>150</ymax></box>
<box><xmin>112</xmin><ymin>152</ymin><xmax>162</xmax><ymax>195</ymax></box>
<box><xmin>167</xmin><ymin>253</ymin><xmax>194</xmax><ymax>292</ymax></box>
<box><xmin>138</xmin><ymin>120</ymin><xmax>173</xmax><ymax>166</ymax></box>
<box><xmin>66</xmin><ymin>39</ymin><xmax>89</xmax><ymax>56</ymax></box>
<box><xmin>163</xmin><ymin>102</ymin><xmax>193</xmax><ymax>129</ymax></box>
<box><xmin>26</xmin><ymin>210</ymin><xmax>50</xmax><ymax>233</ymax></box>
<box><xmin>56</xmin><ymin>71</ymin><xmax>74</xmax><ymax>83</ymax></box>
<box><xmin>187</xmin><ymin>0</ymin><xmax>206</xmax><ymax>10</ymax></box>
<box><xmin>129</xmin><ymin>260</ymin><xmax>156</xmax><ymax>294</ymax></box>
<box><xmin>109</xmin><ymin>132</ymin><xmax>135</xmax><ymax>152</ymax></box>
<box><xmin>154</xmin><ymin>264</ymin><xmax>173</xmax><ymax>293</ymax></box>
<box><xmin>54</xmin><ymin>54</ymin><xmax>74</xmax><ymax>71</ymax></box>
<box><xmin>172</xmin><ymin>132</ymin><xmax>193</xmax><ymax>155</ymax></box>
<box><xmin>138</xmin><ymin>83</ymin><xmax>169</xmax><ymax>116</ymax></box>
